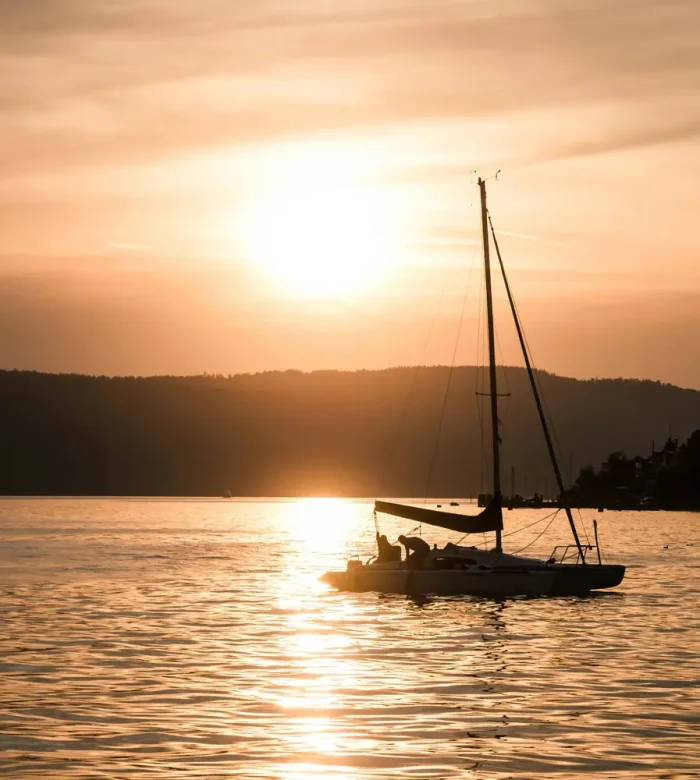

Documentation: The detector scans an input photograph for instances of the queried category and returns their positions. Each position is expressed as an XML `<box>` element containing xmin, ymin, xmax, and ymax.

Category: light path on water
<box><xmin>0</xmin><ymin>498</ymin><xmax>698</xmax><ymax>779</ymax></box>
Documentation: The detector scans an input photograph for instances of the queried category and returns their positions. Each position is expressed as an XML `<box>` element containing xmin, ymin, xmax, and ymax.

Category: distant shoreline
<box><xmin>1</xmin><ymin>496</ymin><xmax>698</xmax><ymax>513</ymax></box>
<box><xmin>0</xmin><ymin>495</ymin><xmax>478</xmax><ymax>502</ymax></box>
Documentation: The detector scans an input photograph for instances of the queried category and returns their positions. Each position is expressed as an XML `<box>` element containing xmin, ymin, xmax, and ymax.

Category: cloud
<box><xmin>1</xmin><ymin>0</ymin><xmax>698</xmax><ymax>181</ymax></box>
<box><xmin>108</xmin><ymin>242</ymin><xmax>151</xmax><ymax>251</ymax></box>
<box><xmin>494</xmin><ymin>229</ymin><xmax>579</xmax><ymax>253</ymax></box>
<box><xmin>542</xmin><ymin>117</ymin><xmax>700</xmax><ymax>164</ymax></box>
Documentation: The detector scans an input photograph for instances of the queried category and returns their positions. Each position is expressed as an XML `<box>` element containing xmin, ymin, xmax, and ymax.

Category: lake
<box><xmin>0</xmin><ymin>499</ymin><xmax>698</xmax><ymax>779</ymax></box>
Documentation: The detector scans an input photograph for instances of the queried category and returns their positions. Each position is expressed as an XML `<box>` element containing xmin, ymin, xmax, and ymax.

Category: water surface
<box><xmin>1</xmin><ymin>499</ymin><xmax>698</xmax><ymax>779</ymax></box>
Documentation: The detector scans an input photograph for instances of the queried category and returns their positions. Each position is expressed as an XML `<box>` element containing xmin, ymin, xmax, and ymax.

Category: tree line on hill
<box><xmin>1</xmin><ymin>367</ymin><xmax>699</xmax><ymax>499</ymax></box>
<box><xmin>569</xmin><ymin>431</ymin><xmax>700</xmax><ymax>510</ymax></box>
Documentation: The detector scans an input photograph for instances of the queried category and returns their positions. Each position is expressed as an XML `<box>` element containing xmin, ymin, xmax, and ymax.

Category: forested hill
<box><xmin>2</xmin><ymin>367</ymin><xmax>699</xmax><ymax>497</ymax></box>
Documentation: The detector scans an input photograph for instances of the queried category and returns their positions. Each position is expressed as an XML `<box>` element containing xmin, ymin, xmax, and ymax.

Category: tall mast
<box><xmin>488</xmin><ymin>215</ymin><xmax>586</xmax><ymax>563</ymax></box>
<box><xmin>478</xmin><ymin>178</ymin><xmax>502</xmax><ymax>553</ymax></box>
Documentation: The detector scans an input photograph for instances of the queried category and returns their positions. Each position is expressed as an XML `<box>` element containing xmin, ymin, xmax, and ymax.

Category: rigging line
<box><xmin>494</xmin><ymin>327</ymin><xmax>511</xmax><ymax>398</ymax></box>
<box><xmin>475</xmin><ymin>390</ymin><xmax>485</xmax><ymax>495</ymax></box>
<box><xmin>517</xmin><ymin>328</ymin><xmax>587</xmax><ymax>542</ymax></box>
<box><xmin>492</xmin><ymin>325</ymin><xmax>511</xmax><ymax>471</ymax></box>
<box><xmin>504</xmin><ymin>303</ymin><xmax>571</xmax><ymax>505</ymax></box>
<box><xmin>474</xmin><ymin>234</ymin><xmax>484</xmax><ymax>393</ymax></box>
<box><xmin>454</xmin><ymin>527</ymin><xmax>492</xmax><ymax>547</ymax></box>
<box><xmin>478</xmin><ymin>262</ymin><xmax>488</xmax><ymax>399</ymax></box>
<box><xmin>501</xmin><ymin>509</ymin><xmax>561</xmax><ymax>539</ymax></box>
<box><xmin>424</xmin><ymin>237</ymin><xmax>479</xmax><ymax>499</ymax></box>
<box><xmin>595</xmin><ymin>520</ymin><xmax>607</xmax><ymax>564</ymax></box>
<box><xmin>374</xmin><ymin>198</ymin><xmax>475</xmax><ymax>500</ymax></box>
<box><xmin>484</xmin><ymin>224</ymin><xmax>560</xmax><ymax>469</ymax></box>
<box><xmin>374</xmin><ymin>318</ymin><xmax>441</xmax><ymax>501</ymax></box>
<box><xmin>506</xmin><ymin>289</ymin><xmax>590</xmax><ymax>549</ymax></box>
<box><xmin>511</xmin><ymin>510</ymin><xmax>560</xmax><ymax>555</ymax></box>
<box><xmin>513</xmin><ymin>309</ymin><xmax>567</xmax><ymax>486</ymax></box>
<box><xmin>490</xmin><ymin>246</ymin><xmax>511</xmax><ymax>401</ymax></box>
<box><xmin>533</xmin><ymin>372</ymin><xmax>566</xmax><ymax>491</ymax></box>
<box><xmin>455</xmin><ymin>508</ymin><xmax>553</xmax><ymax>549</ymax></box>
<box><xmin>480</xmin><ymin>270</ymin><xmax>490</xmax><ymax>488</ymax></box>
<box><xmin>487</xmin><ymin>232</ymin><xmax>559</xmax><ymax>463</ymax></box>
<box><xmin>475</xmin><ymin>264</ymin><xmax>487</xmax><ymax>494</ymax></box>
<box><xmin>487</xmin><ymin>212</ymin><xmax>585</xmax><ymax>560</ymax></box>
<box><xmin>359</xmin><ymin>510</ymin><xmax>381</xmax><ymax>556</ymax></box>
<box><xmin>576</xmin><ymin>505</ymin><xmax>592</xmax><ymax>547</ymax></box>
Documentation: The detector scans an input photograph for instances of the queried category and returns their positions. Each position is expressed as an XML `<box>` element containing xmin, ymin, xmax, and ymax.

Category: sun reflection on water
<box><xmin>266</xmin><ymin>499</ymin><xmax>373</xmax><ymax>774</ymax></box>
<box><xmin>275</xmin><ymin>497</ymin><xmax>363</xmax><ymax>598</ymax></box>
<box><xmin>283</xmin><ymin>497</ymin><xmax>358</xmax><ymax>549</ymax></box>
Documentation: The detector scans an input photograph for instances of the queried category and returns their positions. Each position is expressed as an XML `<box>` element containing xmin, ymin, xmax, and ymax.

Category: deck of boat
<box><xmin>321</xmin><ymin>546</ymin><xmax>625</xmax><ymax>598</ymax></box>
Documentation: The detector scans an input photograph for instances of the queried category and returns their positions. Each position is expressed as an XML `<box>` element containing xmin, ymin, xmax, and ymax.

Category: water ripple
<box><xmin>1</xmin><ymin>498</ymin><xmax>698</xmax><ymax>779</ymax></box>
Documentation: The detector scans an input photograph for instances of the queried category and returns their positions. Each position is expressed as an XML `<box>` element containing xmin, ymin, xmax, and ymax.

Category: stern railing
<box><xmin>549</xmin><ymin>544</ymin><xmax>598</xmax><ymax>566</ymax></box>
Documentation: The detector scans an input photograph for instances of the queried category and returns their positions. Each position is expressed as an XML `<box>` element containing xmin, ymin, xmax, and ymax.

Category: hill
<box><xmin>1</xmin><ymin>367</ymin><xmax>699</xmax><ymax>497</ymax></box>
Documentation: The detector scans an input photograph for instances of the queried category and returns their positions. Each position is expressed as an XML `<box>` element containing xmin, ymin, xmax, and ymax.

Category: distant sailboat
<box><xmin>322</xmin><ymin>178</ymin><xmax>625</xmax><ymax>597</ymax></box>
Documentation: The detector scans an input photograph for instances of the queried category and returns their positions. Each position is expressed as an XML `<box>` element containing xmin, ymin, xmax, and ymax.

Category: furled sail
<box><xmin>374</xmin><ymin>497</ymin><xmax>503</xmax><ymax>534</ymax></box>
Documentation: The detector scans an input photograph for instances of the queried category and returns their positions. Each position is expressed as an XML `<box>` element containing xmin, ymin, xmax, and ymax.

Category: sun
<box><xmin>238</xmin><ymin>144</ymin><xmax>402</xmax><ymax>298</ymax></box>
<box><xmin>245</xmin><ymin>185</ymin><xmax>391</xmax><ymax>297</ymax></box>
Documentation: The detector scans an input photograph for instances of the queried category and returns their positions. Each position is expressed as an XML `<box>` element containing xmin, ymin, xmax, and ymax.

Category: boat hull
<box><xmin>321</xmin><ymin>563</ymin><xmax>625</xmax><ymax>598</ymax></box>
<box><xmin>581</xmin><ymin>564</ymin><xmax>625</xmax><ymax>590</ymax></box>
<box><xmin>322</xmin><ymin>567</ymin><xmax>559</xmax><ymax>598</ymax></box>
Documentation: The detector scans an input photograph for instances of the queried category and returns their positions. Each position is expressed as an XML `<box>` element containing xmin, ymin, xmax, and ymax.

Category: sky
<box><xmin>1</xmin><ymin>0</ymin><xmax>699</xmax><ymax>387</ymax></box>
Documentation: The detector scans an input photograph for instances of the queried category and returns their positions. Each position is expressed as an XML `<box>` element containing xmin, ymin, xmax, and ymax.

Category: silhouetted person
<box><xmin>376</xmin><ymin>533</ymin><xmax>401</xmax><ymax>563</ymax></box>
<box><xmin>398</xmin><ymin>534</ymin><xmax>430</xmax><ymax>569</ymax></box>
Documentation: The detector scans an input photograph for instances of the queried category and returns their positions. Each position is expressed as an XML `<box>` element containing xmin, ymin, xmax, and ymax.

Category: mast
<box><xmin>478</xmin><ymin>178</ymin><xmax>502</xmax><ymax>553</ymax></box>
<box><xmin>488</xmin><ymin>215</ymin><xmax>586</xmax><ymax>563</ymax></box>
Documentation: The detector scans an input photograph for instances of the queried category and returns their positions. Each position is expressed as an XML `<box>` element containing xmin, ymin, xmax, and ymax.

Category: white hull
<box><xmin>321</xmin><ymin>546</ymin><xmax>625</xmax><ymax>598</ymax></box>
<box><xmin>323</xmin><ymin>566</ymin><xmax>559</xmax><ymax>598</ymax></box>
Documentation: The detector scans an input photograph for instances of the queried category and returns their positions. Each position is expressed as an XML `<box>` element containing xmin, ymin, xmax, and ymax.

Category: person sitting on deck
<box><xmin>376</xmin><ymin>533</ymin><xmax>402</xmax><ymax>563</ymax></box>
<box><xmin>398</xmin><ymin>534</ymin><xmax>431</xmax><ymax>569</ymax></box>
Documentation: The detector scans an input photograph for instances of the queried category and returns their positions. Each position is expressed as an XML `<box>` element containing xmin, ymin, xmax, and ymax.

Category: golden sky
<box><xmin>1</xmin><ymin>0</ymin><xmax>699</xmax><ymax>386</ymax></box>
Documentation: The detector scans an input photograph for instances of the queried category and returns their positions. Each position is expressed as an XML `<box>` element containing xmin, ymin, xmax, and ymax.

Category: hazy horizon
<box><xmin>2</xmin><ymin>1</ymin><xmax>699</xmax><ymax>387</ymax></box>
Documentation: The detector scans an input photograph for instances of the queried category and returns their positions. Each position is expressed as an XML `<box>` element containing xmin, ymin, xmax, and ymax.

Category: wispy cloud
<box><xmin>108</xmin><ymin>241</ymin><xmax>151</xmax><ymax>251</ymax></box>
<box><xmin>1</xmin><ymin>0</ymin><xmax>698</xmax><ymax>177</ymax></box>
<box><xmin>494</xmin><ymin>230</ymin><xmax>579</xmax><ymax>253</ymax></box>
<box><xmin>542</xmin><ymin>117</ymin><xmax>700</xmax><ymax>164</ymax></box>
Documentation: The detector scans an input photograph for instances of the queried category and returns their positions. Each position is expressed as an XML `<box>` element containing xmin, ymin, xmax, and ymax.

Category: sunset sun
<box><xmin>239</xmin><ymin>146</ymin><xmax>402</xmax><ymax>298</ymax></box>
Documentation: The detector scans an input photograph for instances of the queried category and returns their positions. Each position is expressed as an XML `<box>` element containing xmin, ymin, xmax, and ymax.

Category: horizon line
<box><xmin>0</xmin><ymin>365</ymin><xmax>696</xmax><ymax>392</ymax></box>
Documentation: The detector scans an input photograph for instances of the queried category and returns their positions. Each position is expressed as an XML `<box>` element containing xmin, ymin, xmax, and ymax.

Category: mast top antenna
<box><xmin>479</xmin><ymin>170</ymin><xmax>501</xmax><ymax>184</ymax></box>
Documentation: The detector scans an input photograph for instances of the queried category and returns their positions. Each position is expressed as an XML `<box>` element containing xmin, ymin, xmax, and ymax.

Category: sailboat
<box><xmin>321</xmin><ymin>178</ymin><xmax>625</xmax><ymax>597</ymax></box>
